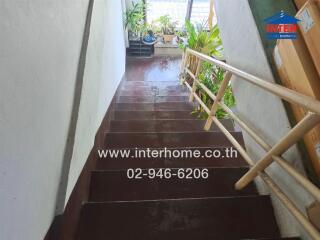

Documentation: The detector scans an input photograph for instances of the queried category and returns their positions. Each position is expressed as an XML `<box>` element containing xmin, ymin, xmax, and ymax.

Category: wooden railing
<box><xmin>180</xmin><ymin>48</ymin><xmax>320</xmax><ymax>240</ymax></box>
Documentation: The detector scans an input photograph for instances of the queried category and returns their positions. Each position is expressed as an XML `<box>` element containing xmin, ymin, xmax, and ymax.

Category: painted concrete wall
<box><xmin>65</xmin><ymin>0</ymin><xmax>126</xmax><ymax>202</ymax></box>
<box><xmin>214</xmin><ymin>1</ymin><xmax>314</xmax><ymax>239</ymax></box>
<box><xmin>126</xmin><ymin>0</ymin><xmax>140</xmax><ymax>8</ymax></box>
<box><xmin>0</xmin><ymin>0</ymin><xmax>125</xmax><ymax>240</ymax></box>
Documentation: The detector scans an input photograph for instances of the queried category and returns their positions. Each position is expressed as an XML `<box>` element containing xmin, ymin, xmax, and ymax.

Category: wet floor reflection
<box><xmin>125</xmin><ymin>56</ymin><xmax>181</xmax><ymax>82</ymax></box>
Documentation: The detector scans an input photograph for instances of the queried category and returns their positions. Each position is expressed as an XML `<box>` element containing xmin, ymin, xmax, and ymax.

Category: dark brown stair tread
<box><xmin>119</xmin><ymin>88</ymin><xmax>189</xmax><ymax>97</ymax></box>
<box><xmin>115</xmin><ymin>102</ymin><xmax>196</xmax><ymax>111</ymax></box>
<box><xmin>109</xmin><ymin>119</ymin><xmax>235</xmax><ymax>132</ymax></box>
<box><xmin>155</xmin><ymin>96</ymin><xmax>189</xmax><ymax>102</ymax></box>
<box><xmin>118</xmin><ymin>89</ymin><xmax>155</xmax><ymax>96</ymax></box>
<box><xmin>117</xmin><ymin>96</ymin><xmax>189</xmax><ymax>103</ymax></box>
<box><xmin>97</xmin><ymin>157</ymin><xmax>248</xmax><ymax>170</ymax></box>
<box><xmin>104</xmin><ymin>132</ymin><xmax>244</xmax><ymax>148</ymax></box>
<box><xmin>119</xmin><ymin>82</ymin><xmax>188</xmax><ymax>97</ymax></box>
<box><xmin>76</xmin><ymin>196</ymin><xmax>280</xmax><ymax>240</ymax></box>
<box><xmin>255</xmin><ymin>238</ymin><xmax>301</xmax><ymax>240</ymax></box>
<box><xmin>114</xmin><ymin>110</ymin><xmax>197</xmax><ymax>120</ymax></box>
<box><xmin>117</xmin><ymin>95</ymin><xmax>154</xmax><ymax>103</ymax></box>
<box><xmin>121</xmin><ymin>80</ymin><xmax>183</xmax><ymax>87</ymax></box>
<box><xmin>88</xmin><ymin>167</ymin><xmax>257</xmax><ymax>202</ymax></box>
<box><xmin>249</xmin><ymin>238</ymin><xmax>300</xmax><ymax>240</ymax></box>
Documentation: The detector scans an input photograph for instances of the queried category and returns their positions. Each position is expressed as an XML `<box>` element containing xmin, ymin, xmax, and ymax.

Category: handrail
<box><xmin>180</xmin><ymin>48</ymin><xmax>320</xmax><ymax>240</ymax></box>
<box><xmin>186</xmin><ymin>48</ymin><xmax>320</xmax><ymax>115</ymax></box>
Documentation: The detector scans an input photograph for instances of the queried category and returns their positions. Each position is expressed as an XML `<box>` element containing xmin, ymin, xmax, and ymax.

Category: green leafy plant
<box><xmin>179</xmin><ymin>21</ymin><xmax>233</xmax><ymax>119</ymax></box>
<box><xmin>149</xmin><ymin>20</ymin><xmax>162</xmax><ymax>35</ymax></box>
<box><xmin>176</xmin><ymin>30</ymin><xmax>187</xmax><ymax>38</ymax></box>
<box><xmin>192</xmin><ymin>62</ymin><xmax>236</xmax><ymax>119</ymax></box>
<box><xmin>157</xmin><ymin>15</ymin><xmax>177</xmax><ymax>35</ymax></box>
<box><xmin>179</xmin><ymin>21</ymin><xmax>223</xmax><ymax>57</ymax></box>
<box><xmin>175</xmin><ymin>29</ymin><xmax>187</xmax><ymax>44</ymax></box>
<box><xmin>124</xmin><ymin>1</ymin><xmax>146</xmax><ymax>38</ymax></box>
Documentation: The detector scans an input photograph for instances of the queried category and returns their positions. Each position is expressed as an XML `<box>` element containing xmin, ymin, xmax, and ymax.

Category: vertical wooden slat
<box><xmin>189</xmin><ymin>59</ymin><xmax>203</xmax><ymax>102</ymax></box>
<box><xmin>204</xmin><ymin>72</ymin><xmax>232</xmax><ymax>130</ymax></box>
<box><xmin>235</xmin><ymin>112</ymin><xmax>320</xmax><ymax>190</ymax></box>
<box><xmin>208</xmin><ymin>0</ymin><xmax>215</xmax><ymax>29</ymax></box>
<box><xmin>180</xmin><ymin>51</ymin><xmax>189</xmax><ymax>85</ymax></box>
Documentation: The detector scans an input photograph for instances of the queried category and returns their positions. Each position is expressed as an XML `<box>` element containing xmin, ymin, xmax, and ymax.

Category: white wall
<box><xmin>65</xmin><ymin>0</ymin><xmax>126</xmax><ymax>202</ymax></box>
<box><xmin>126</xmin><ymin>0</ymin><xmax>140</xmax><ymax>8</ymax></box>
<box><xmin>214</xmin><ymin>1</ymin><xmax>314</xmax><ymax>239</ymax></box>
<box><xmin>0</xmin><ymin>0</ymin><xmax>126</xmax><ymax>240</ymax></box>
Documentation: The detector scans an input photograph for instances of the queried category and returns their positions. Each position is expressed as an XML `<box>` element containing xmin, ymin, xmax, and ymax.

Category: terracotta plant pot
<box><xmin>163</xmin><ymin>34</ymin><xmax>175</xmax><ymax>43</ymax></box>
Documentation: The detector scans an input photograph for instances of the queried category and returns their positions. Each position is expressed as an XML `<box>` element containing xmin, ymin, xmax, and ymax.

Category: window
<box><xmin>146</xmin><ymin>0</ymin><xmax>216</xmax><ymax>28</ymax></box>
<box><xmin>146</xmin><ymin>0</ymin><xmax>188</xmax><ymax>27</ymax></box>
<box><xmin>190</xmin><ymin>0</ymin><xmax>215</xmax><ymax>26</ymax></box>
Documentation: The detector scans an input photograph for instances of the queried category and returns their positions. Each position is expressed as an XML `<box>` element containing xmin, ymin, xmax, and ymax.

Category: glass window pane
<box><xmin>146</xmin><ymin>0</ymin><xmax>188</xmax><ymax>27</ymax></box>
<box><xmin>190</xmin><ymin>0</ymin><xmax>216</xmax><ymax>26</ymax></box>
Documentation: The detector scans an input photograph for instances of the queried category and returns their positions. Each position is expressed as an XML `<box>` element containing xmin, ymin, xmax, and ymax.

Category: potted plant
<box><xmin>179</xmin><ymin>21</ymin><xmax>224</xmax><ymax>73</ymax></box>
<box><xmin>142</xmin><ymin>23</ymin><xmax>157</xmax><ymax>45</ymax></box>
<box><xmin>157</xmin><ymin>15</ymin><xmax>177</xmax><ymax>43</ymax></box>
<box><xmin>176</xmin><ymin>29</ymin><xmax>187</xmax><ymax>45</ymax></box>
<box><xmin>124</xmin><ymin>1</ymin><xmax>146</xmax><ymax>40</ymax></box>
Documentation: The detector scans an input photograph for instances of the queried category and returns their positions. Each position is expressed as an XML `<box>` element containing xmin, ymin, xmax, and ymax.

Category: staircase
<box><xmin>74</xmin><ymin>58</ymin><xmax>299</xmax><ymax>240</ymax></box>
<box><xmin>127</xmin><ymin>40</ymin><xmax>154</xmax><ymax>57</ymax></box>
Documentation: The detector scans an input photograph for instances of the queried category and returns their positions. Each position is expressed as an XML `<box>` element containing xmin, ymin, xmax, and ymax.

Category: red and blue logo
<box><xmin>264</xmin><ymin>11</ymin><xmax>300</xmax><ymax>39</ymax></box>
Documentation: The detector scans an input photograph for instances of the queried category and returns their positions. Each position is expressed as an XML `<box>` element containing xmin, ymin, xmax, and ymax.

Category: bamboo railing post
<box><xmin>180</xmin><ymin>51</ymin><xmax>189</xmax><ymax>85</ymax></box>
<box><xmin>189</xmin><ymin>59</ymin><xmax>203</xmax><ymax>102</ymax></box>
<box><xmin>204</xmin><ymin>71</ymin><xmax>232</xmax><ymax>130</ymax></box>
<box><xmin>235</xmin><ymin>112</ymin><xmax>320</xmax><ymax>190</ymax></box>
<box><xmin>208</xmin><ymin>0</ymin><xmax>215</xmax><ymax>30</ymax></box>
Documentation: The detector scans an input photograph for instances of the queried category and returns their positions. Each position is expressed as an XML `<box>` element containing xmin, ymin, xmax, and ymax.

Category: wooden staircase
<box><xmin>74</xmin><ymin>66</ymin><xmax>300</xmax><ymax>239</ymax></box>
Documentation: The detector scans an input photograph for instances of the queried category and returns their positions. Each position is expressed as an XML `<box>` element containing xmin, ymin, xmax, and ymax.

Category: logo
<box><xmin>264</xmin><ymin>11</ymin><xmax>300</xmax><ymax>39</ymax></box>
